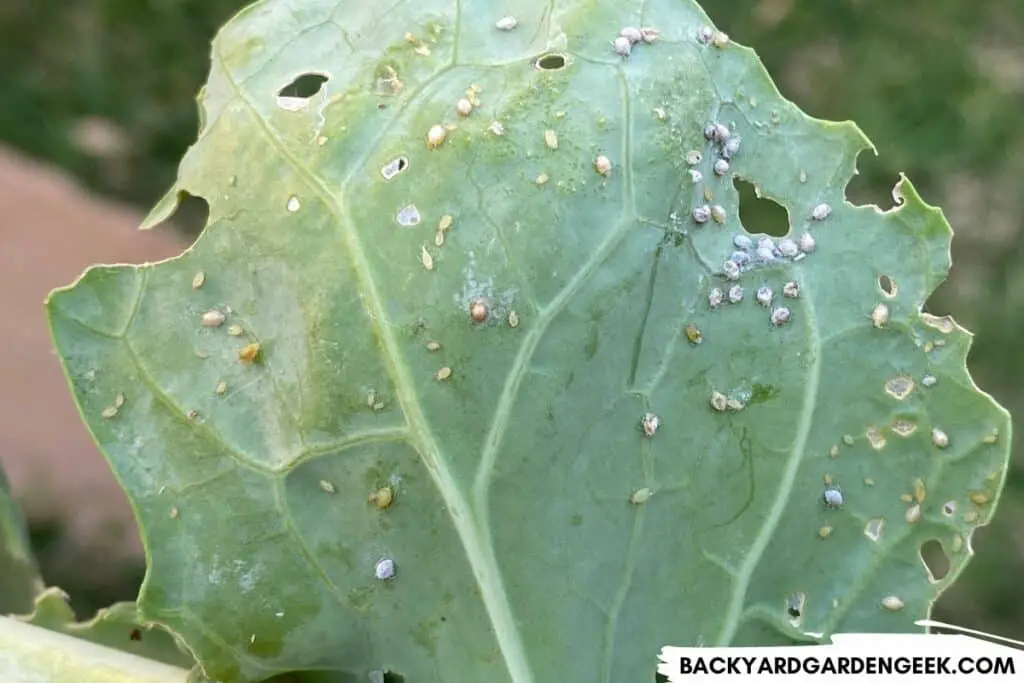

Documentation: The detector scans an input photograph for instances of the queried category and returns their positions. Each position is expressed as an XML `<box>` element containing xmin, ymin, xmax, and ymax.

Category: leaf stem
<box><xmin>0</xmin><ymin>617</ymin><xmax>190</xmax><ymax>683</ymax></box>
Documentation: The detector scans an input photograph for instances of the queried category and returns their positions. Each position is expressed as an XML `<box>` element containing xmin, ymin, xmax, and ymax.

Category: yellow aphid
<box><xmin>369</xmin><ymin>487</ymin><xmax>394</xmax><ymax>509</ymax></box>
<box><xmin>420</xmin><ymin>245</ymin><xmax>434</xmax><ymax>271</ymax></box>
<box><xmin>238</xmin><ymin>342</ymin><xmax>261</xmax><ymax>363</ymax></box>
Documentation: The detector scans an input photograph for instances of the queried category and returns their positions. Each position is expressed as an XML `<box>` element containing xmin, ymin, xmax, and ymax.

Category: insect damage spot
<box><xmin>276</xmin><ymin>73</ymin><xmax>330</xmax><ymax>110</ymax></box>
<box><xmin>735</xmin><ymin>177</ymin><xmax>789</xmax><ymax>237</ymax></box>
<box><xmin>381</xmin><ymin>157</ymin><xmax>409</xmax><ymax>180</ymax></box>
<box><xmin>864</xmin><ymin>518</ymin><xmax>884</xmax><ymax>542</ymax></box>
<box><xmin>396</xmin><ymin>204</ymin><xmax>421</xmax><ymax>226</ymax></box>
<box><xmin>884</xmin><ymin>376</ymin><xmax>914</xmax><ymax>400</ymax></box>
<box><xmin>920</xmin><ymin>540</ymin><xmax>950</xmax><ymax>581</ymax></box>
<box><xmin>786</xmin><ymin>592</ymin><xmax>806</xmax><ymax>621</ymax></box>
<box><xmin>879</xmin><ymin>275</ymin><xmax>897</xmax><ymax>298</ymax></box>
<box><xmin>535</xmin><ymin>53</ymin><xmax>567</xmax><ymax>70</ymax></box>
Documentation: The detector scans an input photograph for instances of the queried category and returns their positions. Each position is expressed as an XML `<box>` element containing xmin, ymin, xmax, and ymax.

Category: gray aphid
<box><xmin>823</xmin><ymin>485</ymin><xmax>844</xmax><ymax>508</ymax></box>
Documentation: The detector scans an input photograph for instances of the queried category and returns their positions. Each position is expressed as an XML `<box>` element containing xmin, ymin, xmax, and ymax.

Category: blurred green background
<box><xmin>1</xmin><ymin>0</ymin><xmax>1021</xmax><ymax>642</ymax></box>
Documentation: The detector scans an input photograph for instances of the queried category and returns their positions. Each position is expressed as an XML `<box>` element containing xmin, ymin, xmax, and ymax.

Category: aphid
<box><xmin>708</xmin><ymin>287</ymin><xmax>724</xmax><ymax>309</ymax></box>
<box><xmin>931</xmin><ymin>427</ymin><xmax>949</xmax><ymax>448</ymax></box>
<box><xmin>881</xmin><ymin>596</ymin><xmax>904</xmax><ymax>612</ymax></box>
<box><xmin>228</xmin><ymin>324</ymin><xmax>243</xmax><ymax>336</ymax></box>
<box><xmin>730</xmin><ymin>251</ymin><xmax>750</xmax><ymax>266</ymax></box>
<box><xmin>169</xmin><ymin>506</ymin><xmax>179</xmax><ymax>519</ymax></box>
<box><xmin>629</xmin><ymin>487</ymin><xmax>653</xmax><ymax>505</ymax></box>
<box><xmin>692</xmin><ymin>205</ymin><xmax>711</xmax><ymax>223</ymax></box>
<box><xmin>818</xmin><ymin>525</ymin><xmax>833</xmax><ymax>540</ymax></box>
<box><xmin>778</xmin><ymin>238</ymin><xmax>799</xmax><ymax>257</ymax></box>
<box><xmin>641</xmin><ymin>412</ymin><xmax>661</xmax><ymax>437</ymax></box>
<box><xmin>369</xmin><ymin>486</ymin><xmax>394</xmax><ymax>509</ymax></box>
<box><xmin>286</xmin><ymin>195</ymin><xmax>300</xmax><ymax>212</ymax></box>
<box><xmin>613</xmin><ymin>36</ymin><xmax>632</xmax><ymax>57</ymax></box>
<box><xmin>783</xmin><ymin>281</ymin><xmax>799</xmax><ymax>298</ymax></box>
<box><xmin>396</xmin><ymin>204</ymin><xmax>421</xmax><ymax>226</ymax></box>
<box><xmin>714</xmin><ymin>123</ymin><xmax>730</xmax><ymax>141</ymax></box>
<box><xmin>756</xmin><ymin>246</ymin><xmax>775</xmax><ymax>262</ymax></box>
<box><xmin>375</xmin><ymin>558</ymin><xmax>396</xmax><ymax>580</ymax></box>
<box><xmin>488</xmin><ymin>121</ymin><xmax>505</xmax><ymax>136</ymax></box>
<box><xmin>640</xmin><ymin>27</ymin><xmax>660</xmax><ymax>43</ymax></box>
<box><xmin>905</xmin><ymin>504</ymin><xmax>921</xmax><ymax>524</ymax></box>
<box><xmin>653</xmin><ymin>107</ymin><xmax>668</xmax><ymax>121</ymax></box>
<box><xmin>863</xmin><ymin>477</ymin><xmax>875</xmax><ymax>487</ymax></box>
<box><xmin>921</xmin><ymin>374</ymin><xmax>937</xmax><ymax>388</ymax></box>
<box><xmin>320</xmin><ymin>480</ymin><xmax>336</xmax><ymax>494</ymax></box>
<box><xmin>688</xmin><ymin>169</ymin><xmax>703</xmax><ymax>184</ymax></box>
<box><xmin>594</xmin><ymin>155</ymin><xmax>613</xmax><ymax>177</ymax></box>
<box><xmin>900</xmin><ymin>493</ymin><xmax>913</xmax><ymax>503</ymax></box>
<box><xmin>722</xmin><ymin>137</ymin><xmax>741</xmax><ymax>159</ymax></box>
<box><xmin>435</xmin><ymin>230</ymin><xmax>445</xmax><ymax>247</ymax></box>
<box><xmin>215</xmin><ymin>381</ymin><xmax>227</xmax><ymax>396</ymax></box>
<box><xmin>426</xmin><ymin>124</ymin><xmax>447</xmax><ymax>149</ymax></box>
<box><xmin>187</xmin><ymin>409</ymin><xmax>200</xmax><ymax>420</ymax></box>
<box><xmin>726</xmin><ymin>398</ymin><xmax>745</xmax><ymax>411</ymax></box>
<box><xmin>238</xmin><ymin>342</ymin><xmax>261</xmax><ymax>363</ymax></box>
<box><xmin>619</xmin><ymin>26</ymin><xmax>642</xmax><ymax>44</ymax></box>
<box><xmin>685</xmin><ymin>150</ymin><xmax>702</xmax><ymax>165</ymax></box>
<box><xmin>435</xmin><ymin>367</ymin><xmax>453</xmax><ymax>381</ymax></box>
<box><xmin>811</xmin><ymin>203</ymin><xmax>832</xmax><ymax>221</ymax></box>
<box><xmin>756</xmin><ymin>286</ymin><xmax>773</xmax><ymax>307</ymax></box>
<box><xmin>201</xmin><ymin>309</ymin><xmax>226</xmax><ymax>327</ymax></box>
<box><xmin>703</xmin><ymin>124</ymin><xmax>717</xmax><ymax>140</ymax></box>
<box><xmin>697</xmin><ymin>26</ymin><xmax>714</xmax><ymax>44</ymax></box>
<box><xmin>544</xmin><ymin>129</ymin><xmax>558</xmax><ymax>149</ymax></box>
<box><xmin>711</xmin><ymin>205</ymin><xmax>726</xmax><ymax>224</ymax></box>
<box><xmin>535</xmin><ymin>172</ymin><xmax>549</xmax><ymax>186</ymax></box>
<box><xmin>828</xmin><ymin>444</ymin><xmax>839</xmax><ymax>458</ymax></box>
<box><xmin>507</xmin><ymin>310</ymin><xmax>520</xmax><ymax>328</ymax></box>
<box><xmin>733</xmin><ymin>234</ymin><xmax>752</xmax><ymax>250</ymax></box>
<box><xmin>983</xmin><ymin>428</ymin><xmax>999</xmax><ymax>444</ymax></box>
<box><xmin>114</xmin><ymin>393</ymin><xmax>125</xmax><ymax>409</ymax></box>
<box><xmin>684</xmin><ymin>323</ymin><xmax>702</xmax><ymax>345</ymax></box>
<box><xmin>713</xmin><ymin>159</ymin><xmax>730</xmax><ymax>176</ymax></box>
<box><xmin>710</xmin><ymin>391</ymin><xmax>728</xmax><ymax>412</ymax></box>
<box><xmin>192</xmin><ymin>271</ymin><xmax>205</xmax><ymax>289</ymax></box>
<box><xmin>470</xmin><ymin>298</ymin><xmax>489</xmax><ymax>323</ymax></box>
<box><xmin>438</xmin><ymin>214</ymin><xmax>453</xmax><ymax>233</ymax></box>
<box><xmin>712</xmin><ymin>31</ymin><xmax>730</xmax><ymax>48</ymax></box>
<box><xmin>912</xmin><ymin>478</ymin><xmax>926</xmax><ymax>504</ymax></box>
<box><xmin>456</xmin><ymin>98</ymin><xmax>473</xmax><ymax>116</ymax></box>
<box><xmin>426</xmin><ymin>340</ymin><xmax>441</xmax><ymax>351</ymax></box>
<box><xmin>870</xmin><ymin>303</ymin><xmax>889</xmax><ymax>328</ymax></box>
<box><xmin>771</xmin><ymin>307</ymin><xmax>792</xmax><ymax>327</ymax></box>
<box><xmin>413</xmin><ymin>43</ymin><xmax>431</xmax><ymax>57</ymax></box>
<box><xmin>823</xmin><ymin>484</ymin><xmax>844</xmax><ymax>508</ymax></box>
<box><xmin>727</xmin><ymin>285</ymin><xmax>744</xmax><ymax>304</ymax></box>
<box><xmin>495</xmin><ymin>15</ymin><xmax>517</xmax><ymax>30</ymax></box>
<box><xmin>722</xmin><ymin>259</ymin><xmax>740</xmax><ymax>280</ymax></box>
<box><xmin>101</xmin><ymin>405</ymin><xmax>118</xmax><ymax>419</ymax></box>
<box><xmin>798</xmin><ymin>231</ymin><xmax>816</xmax><ymax>253</ymax></box>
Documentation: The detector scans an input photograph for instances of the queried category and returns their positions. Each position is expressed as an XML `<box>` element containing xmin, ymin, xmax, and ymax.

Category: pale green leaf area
<box><xmin>0</xmin><ymin>467</ymin><xmax>44</xmax><ymax>616</ymax></box>
<box><xmin>46</xmin><ymin>0</ymin><xmax>1011</xmax><ymax>681</ymax></box>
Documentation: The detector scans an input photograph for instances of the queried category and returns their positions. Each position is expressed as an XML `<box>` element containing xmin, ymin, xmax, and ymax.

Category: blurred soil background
<box><xmin>0</xmin><ymin>0</ymin><xmax>1022</xmax><ymax>638</ymax></box>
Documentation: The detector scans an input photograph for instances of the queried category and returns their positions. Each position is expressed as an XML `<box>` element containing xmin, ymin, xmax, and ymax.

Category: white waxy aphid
<box><xmin>488</xmin><ymin>120</ymin><xmax>505</xmax><ymax>136</ymax></box>
<box><xmin>619</xmin><ymin>26</ymin><xmax>642</xmax><ymax>44</ymax></box>
<box><xmin>870</xmin><ymin>303</ymin><xmax>889</xmax><ymax>327</ymax></box>
<box><xmin>778</xmin><ymin>238</ymin><xmax>799</xmax><ymax>257</ymax></box>
<box><xmin>708</xmin><ymin>287</ymin><xmax>724</xmax><ymax>309</ymax></box>
<box><xmin>710</xmin><ymin>391</ymin><xmax>728</xmax><ymax>412</ymax></box>
<box><xmin>905</xmin><ymin>504</ymin><xmax>921</xmax><ymax>524</ymax></box>
<box><xmin>201</xmin><ymin>309</ymin><xmax>226</xmax><ymax>327</ymax></box>
<box><xmin>697</xmin><ymin>26</ymin><xmax>714</xmax><ymax>44</ymax></box>
<box><xmin>770</xmin><ymin>307</ymin><xmax>792</xmax><ymax>326</ymax></box>
<box><xmin>375</xmin><ymin>558</ymin><xmax>396</xmax><ymax>580</ymax></box>
<box><xmin>192</xmin><ymin>271</ymin><xmax>205</xmax><ymax>289</ymax></box>
<box><xmin>426</xmin><ymin>124</ymin><xmax>447</xmax><ymax>149</ymax></box>
<box><xmin>722</xmin><ymin>137</ymin><xmax>741</xmax><ymax>159</ymax></box>
<box><xmin>544</xmin><ymin>129</ymin><xmax>558</xmax><ymax>149</ymax></box>
<box><xmin>758</xmin><ymin>237</ymin><xmax>774</xmax><ymax>251</ymax></box>
<box><xmin>756</xmin><ymin>285</ymin><xmax>773</xmax><ymax>307</ymax></box>
<box><xmin>922</xmin><ymin>373</ymin><xmax>937</xmax><ymax>387</ymax></box>
<box><xmin>811</xmin><ymin>203</ymin><xmax>832</xmax><ymax>221</ymax></box>
<box><xmin>712</xmin><ymin>31</ymin><xmax>730</xmax><ymax>48</ymax></box>
<box><xmin>730</xmin><ymin>251</ymin><xmax>750</xmax><ymax>266</ymax></box>
<box><xmin>711</xmin><ymin>205</ymin><xmax>726</xmax><ymax>224</ymax></box>
<box><xmin>508</xmin><ymin>310</ymin><xmax>519</xmax><ymax>328</ymax></box>
<box><xmin>535</xmin><ymin>172</ymin><xmax>549</xmax><ymax>186</ymax></box>
<box><xmin>629</xmin><ymin>487</ymin><xmax>653</xmax><ymax>505</ymax></box>
<box><xmin>722</xmin><ymin>260</ymin><xmax>740</xmax><ymax>281</ymax></box>
<box><xmin>756</xmin><ymin>246</ymin><xmax>775</xmax><ymax>262</ymax></box>
<box><xmin>783</xmin><ymin>281</ymin><xmax>799</xmax><ymax>298</ymax></box>
<box><xmin>823</xmin><ymin>484</ymin><xmax>844</xmax><ymax>508</ymax></box>
<box><xmin>714</xmin><ymin>123</ymin><xmax>730</xmax><ymax>141</ymax></box>
<box><xmin>456</xmin><ymin>98</ymin><xmax>473</xmax><ymax>116</ymax></box>
<box><xmin>703</xmin><ymin>124</ymin><xmax>717</xmax><ymax>140</ymax></box>
<box><xmin>881</xmin><ymin>596</ymin><xmax>904</xmax><ymax>612</ymax></box>
<box><xmin>798</xmin><ymin>231</ymin><xmax>816</xmax><ymax>252</ymax></box>
<box><xmin>727</xmin><ymin>285</ymin><xmax>744</xmax><ymax>303</ymax></box>
<box><xmin>640</xmin><ymin>27</ymin><xmax>660</xmax><ymax>43</ymax></box>
<box><xmin>594</xmin><ymin>156</ymin><xmax>613</xmax><ymax>177</ymax></box>
<box><xmin>495</xmin><ymin>15</ymin><xmax>517</xmax><ymax>30</ymax></box>
<box><xmin>931</xmin><ymin>428</ymin><xmax>949</xmax><ymax>448</ymax></box>
<box><xmin>613</xmin><ymin>36</ymin><xmax>632</xmax><ymax>57</ymax></box>
<box><xmin>713</xmin><ymin>159</ymin><xmax>730</xmax><ymax>176</ymax></box>
<box><xmin>320</xmin><ymin>479</ymin><xmax>336</xmax><ymax>494</ymax></box>
<box><xmin>692</xmin><ymin>205</ymin><xmax>711</xmax><ymax>223</ymax></box>
<box><xmin>396</xmin><ymin>204</ymin><xmax>421</xmax><ymax>226</ymax></box>
<box><xmin>286</xmin><ymin>195</ymin><xmax>300</xmax><ymax>212</ymax></box>
<box><xmin>641</xmin><ymin>412</ymin><xmax>660</xmax><ymax>437</ymax></box>
<box><xmin>685</xmin><ymin>150</ymin><xmax>702</xmax><ymax>165</ymax></box>
<box><xmin>733</xmin><ymin>234</ymin><xmax>752</xmax><ymax>250</ymax></box>
<box><xmin>227</xmin><ymin>324</ymin><xmax>244</xmax><ymax>336</ymax></box>
<box><xmin>688</xmin><ymin>169</ymin><xmax>703</xmax><ymax>184</ymax></box>
<box><xmin>381</xmin><ymin>156</ymin><xmax>409</xmax><ymax>180</ymax></box>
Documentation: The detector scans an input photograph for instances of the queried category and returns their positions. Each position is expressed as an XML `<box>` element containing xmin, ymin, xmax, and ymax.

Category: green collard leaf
<box><xmin>0</xmin><ymin>466</ymin><xmax>43</xmax><ymax>615</ymax></box>
<box><xmin>46</xmin><ymin>1</ymin><xmax>1012</xmax><ymax>681</ymax></box>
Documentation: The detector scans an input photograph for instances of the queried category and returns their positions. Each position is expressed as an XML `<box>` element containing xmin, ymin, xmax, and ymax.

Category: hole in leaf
<box><xmin>879</xmin><ymin>274</ymin><xmax>897</xmax><ymax>297</ymax></box>
<box><xmin>942</xmin><ymin>500</ymin><xmax>956</xmax><ymax>516</ymax></box>
<box><xmin>535</xmin><ymin>53</ymin><xmax>567</xmax><ymax>70</ymax></box>
<box><xmin>845</xmin><ymin>148</ymin><xmax>896</xmax><ymax>209</ymax></box>
<box><xmin>278</xmin><ymin>72</ymin><xmax>329</xmax><ymax>99</ymax></box>
<box><xmin>735</xmin><ymin>177</ymin><xmax>789</xmax><ymax>237</ymax></box>
<box><xmin>381</xmin><ymin>156</ymin><xmax>409</xmax><ymax>180</ymax></box>
<box><xmin>786</xmin><ymin>591</ymin><xmax>806</xmax><ymax>619</ymax></box>
<box><xmin>382</xmin><ymin>672</ymin><xmax>405</xmax><ymax>683</ymax></box>
<box><xmin>920</xmin><ymin>539</ymin><xmax>950</xmax><ymax>582</ymax></box>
